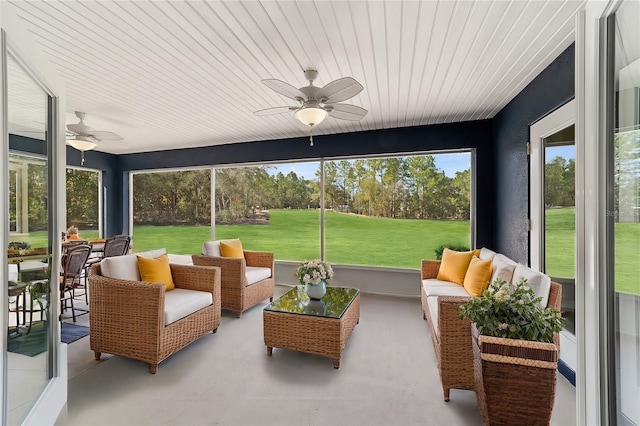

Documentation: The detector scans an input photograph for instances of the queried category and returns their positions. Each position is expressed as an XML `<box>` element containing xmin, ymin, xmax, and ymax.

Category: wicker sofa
<box><xmin>421</xmin><ymin>247</ymin><xmax>562</xmax><ymax>401</ymax></box>
<box><xmin>192</xmin><ymin>240</ymin><xmax>274</xmax><ymax>318</ymax></box>
<box><xmin>88</xmin><ymin>249</ymin><xmax>221</xmax><ymax>374</ymax></box>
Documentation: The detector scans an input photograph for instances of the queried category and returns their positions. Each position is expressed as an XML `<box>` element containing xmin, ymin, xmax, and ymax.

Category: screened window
<box><xmin>324</xmin><ymin>153</ymin><xmax>471</xmax><ymax>268</ymax></box>
<box><xmin>132</xmin><ymin>169</ymin><xmax>212</xmax><ymax>253</ymax></box>
<box><xmin>215</xmin><ymin>163</ymin><xmax>321</xmax><ymax>261</ymax></box>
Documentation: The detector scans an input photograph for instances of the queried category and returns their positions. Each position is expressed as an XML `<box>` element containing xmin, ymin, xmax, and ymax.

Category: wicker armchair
<box><xmin>420</xmin><ymin>259</ymin><xmax>562</xmax><ymax>402</ymax></box>
<box><xmin>192</xmin><ymin>249</ymin><xmax>274</xmax><ymax>318</ymax></box>
<box><xmin>89</xmin><ymin>262</ymin><xmax>221</xmax><ymax>373</ymax></box>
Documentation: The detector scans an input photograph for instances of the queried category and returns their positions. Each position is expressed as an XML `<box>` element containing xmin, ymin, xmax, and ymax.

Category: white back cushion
<box><xmin>490</xmin><ymin>254</ymin><xmax>517</xmax><ymax>284</ymax></box>
<box><xmin>164</xmin><ymin>288</ymin><xmax>212</xmax><ymax>325</ymax></box>
<box><xmin>167</xmin><ymin>254</ymin><xmax>193</xmax><ymax>265</ymax></box>
<box><xmin>479</xmin><ymin>247</ymin><xmax>497</xmax><ymax>261</ymax></box>
<box><xmin>512</xmin><ymin>264</ymin><xmax>551</xmax><ymax>307</ymax></box>
<box><xmin>101</xmin><ymin>248</ymin><xmax>167</xmax><ymax>281</ymax></box>
<box><xmin>203</xmin><ymin>241</ymin><xmax>221</xmax><ymax>256</ymax></box>
<box><xmin>138</xmin><ymin>248</ymin><xmax>167</xmax><ymax>259</ymax></box>
<box><xmin>8</xmin><ymin>264</ymin><xmax>19</xmax><ymax>282</ymax></box>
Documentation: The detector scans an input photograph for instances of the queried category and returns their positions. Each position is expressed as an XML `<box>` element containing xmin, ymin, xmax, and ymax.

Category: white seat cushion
<box><xmin>422</xmin><ymin>279</ymin><xmax>470</xmax><ymax>297</ymax></box>
<box><xmin>479</xmin><ymin>247</ymin><xmax>496</xmax><ymax>261</ymax></box>
<box><xmin>164</xmin><ymin>288</ymin><xmax>212</xmax><ymax>325</ymax></box>
<box><xmin>167</xmin><ymin>254</ymin><xmax>193</xmax><ymax>265</ymax></box>
<box><xmin>512</xmin><ymin>264</ymin><xmax>551</xmax><ymax>307</ymax></box>
<box><xmin>427</xmin><ymin>296</ymin><xmax>440</xmax><ymax>336</ymax></box>
<box><xmin>245</xmin><ymin>266</ymin><xmax>271</xmax><ymax>286</ymax></box>
<box><xmin>490</xmin><ymin>254</ymin><xmax>517</xmax><ymax>284</ymax></box>
<box><xmin>101</xmin><ymin>248</ymin><xmax>167</xmax><ymax>281</ymax></box>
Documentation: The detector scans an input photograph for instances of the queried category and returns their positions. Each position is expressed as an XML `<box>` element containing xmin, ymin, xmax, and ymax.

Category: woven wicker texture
<box><xmin>472</xmin><ymin>324</ymin><xmax>558</xmax><ymax>425</ymax></box>
<box><xmin>89</xmin><ymin>262</ymin><xmax>221</xmax><ymax>373</ymax></box>
<box><xmin>421</xmin><ymin>259</ymin><xmax>563</xmax><ymax>402</ymax></box>
<box><xmin>192</xmin><ymin>251</ymin><xmax>274</xmax><ymax>317</ymax></box>
<box><xmin>264</xmin><ymin>294</ymin><xmax>360</xmax><ymax>369</ymax></box>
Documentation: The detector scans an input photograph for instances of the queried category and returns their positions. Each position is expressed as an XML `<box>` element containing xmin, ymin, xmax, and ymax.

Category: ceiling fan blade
<box><xmin>88</xmin><ymin>130</ymin><xmax>123</xmax><ymax>141</ymax></box>
<box><xmin>67</xmin><ymin>123</ymin><xmax>94</xmax><ymax>134</ymax></box>
<box><xmin>261</xmin><ymin>79</ymin><xmax>306</xmax><ymax>101</ymax></box>
<box><xmin>254</xmin><ymin>106</ymin><xmax>298</xmax><ymax>116</ymax></box>
<box><xmin>326</xmin><ymin>103</ymin><xmax>367</xmax><ymax>121</ymax></box>
<box><xmin>318</xmin><ymin>77</ymin><xmax>363</xmax><ymax>104</ymax></box>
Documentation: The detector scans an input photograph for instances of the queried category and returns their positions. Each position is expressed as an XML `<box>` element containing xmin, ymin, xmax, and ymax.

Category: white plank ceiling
<box><xmin>5</xmin><ymin>0</ymin><xmax>586</xmax><ymax>155</ymax></box>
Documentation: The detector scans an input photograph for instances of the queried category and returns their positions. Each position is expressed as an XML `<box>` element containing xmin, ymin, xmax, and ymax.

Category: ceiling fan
<box><xmin>255</xmin><ymin>70</ymin><xmax>367</xmax><ymax>145</ymax></box>
<box><xmin>67</xmin><ymin>111</ymin><xmax>123</xmax><ymax>164</ymax></box>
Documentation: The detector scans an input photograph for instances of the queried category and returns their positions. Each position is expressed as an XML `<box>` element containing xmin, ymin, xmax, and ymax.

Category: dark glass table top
<box><xmin>264</xmin><ymin>286</ymin><xmax>359</xmax><ymax>319</ymax></box>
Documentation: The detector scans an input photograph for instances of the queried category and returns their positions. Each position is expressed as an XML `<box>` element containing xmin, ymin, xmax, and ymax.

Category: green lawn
<box><xmin>132</xmin><ymin>209</ymin><xmax>470</xmax><ymax>269</ymax></box>
<box><xmin>9</xmin><ymin>229</ymin><xmax>100</xmax><ymax>249</ymax></box>
<box><xmin>545</xmin><ymin>208</ymin><xmax>639</xmax><ymax>295</ymax></box>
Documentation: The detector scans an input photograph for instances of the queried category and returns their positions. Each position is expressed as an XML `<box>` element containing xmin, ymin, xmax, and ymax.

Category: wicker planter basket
<box><xmin>471</xmin><ymin>323</ymin><xmax>558</xmax><ymax>426</ymax></box>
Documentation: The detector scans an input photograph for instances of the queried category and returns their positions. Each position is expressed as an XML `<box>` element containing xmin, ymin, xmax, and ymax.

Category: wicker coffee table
<box><xmin>263</xmin><ymin>285</ymin><xmax>360</xmax><ymax>369</ymax></box>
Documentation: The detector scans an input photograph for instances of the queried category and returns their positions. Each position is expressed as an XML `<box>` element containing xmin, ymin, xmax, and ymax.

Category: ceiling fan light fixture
<box><xmin>67</xmin><ymin>136</ymin><xmax>96</xmax><ymax>152</ymax></box>
<box><xmin>295</xmin><ymin>106</ymin><xmax>327</xmax><ymax>127</ymax></box>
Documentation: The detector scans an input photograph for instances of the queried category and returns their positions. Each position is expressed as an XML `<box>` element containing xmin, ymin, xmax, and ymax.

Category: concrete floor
<box><xmin>55</xmin><ymin>285</ymin><xmax>576</xmax><ymax>425</ymax></box>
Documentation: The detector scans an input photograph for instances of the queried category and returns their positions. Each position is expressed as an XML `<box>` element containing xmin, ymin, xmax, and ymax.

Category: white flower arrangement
<box><xmin>296</xmin><ymin>259</ymin><xmax>334</xmax><ymax>286</ymax></box>
<box><xmin>459</xmin><ymin>278</ymin><xmax>564</xmax><ymax>343</ymax></box>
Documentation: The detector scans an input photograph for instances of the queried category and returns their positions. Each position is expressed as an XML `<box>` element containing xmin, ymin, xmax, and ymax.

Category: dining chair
<box><xmin>60</xmin><ymin>243</ymin><xmax>91</xmax><ymax>322</ymax></box>
<box><xmin>103</xmin><ymin>235</ymin><xmax>131</xmax><ymax>257</ymax></box>
<box><xmin>24</xmin><ymin>279</ymin><xmax>49</xmax><ymax>334</ymax></box>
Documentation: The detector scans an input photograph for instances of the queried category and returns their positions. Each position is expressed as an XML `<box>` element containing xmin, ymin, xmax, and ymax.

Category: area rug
<box><xmin>61</xmin><ymin>322</ymin><xmax>90</xmax><ymax>344</ymax></box>
<box><xmin>7</xmin><ymin>322</ymin><xmax>48</xmax><ymax>357</ymax></box>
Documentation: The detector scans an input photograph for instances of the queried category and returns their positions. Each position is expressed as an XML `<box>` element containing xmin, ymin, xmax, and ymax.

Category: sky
<box><xmin>266</xmin><ymin>146</ymin><xmax>576</xmax><ymax>180</ymax></box>
<box><xmin>546</xmin><ymin>145</ymin><xmax>575</xmax><ymax>163</ymax></box>
<box><xmin>267</xmin><ymin>152</ymin><xmax>471</xmax><ymax>180</ymax></box>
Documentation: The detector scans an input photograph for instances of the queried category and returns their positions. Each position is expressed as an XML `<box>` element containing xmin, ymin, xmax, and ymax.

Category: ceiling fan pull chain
<box><xmin>81</xmin><ymin>150</ymin><xmax>85</xmax><ymax>165</ymax></box>
<box><xmin>310</xmin><ymin>128</ymin><xmax>314</xmax><ymax>146</ymax></box>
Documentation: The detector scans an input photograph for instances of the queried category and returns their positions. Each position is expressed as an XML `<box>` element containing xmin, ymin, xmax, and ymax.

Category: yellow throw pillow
<box><xmin>472</xmin><ymin>248</ymin><xmax>481</xmax><ymax>257</ymax></box>
<box><xmin>137</xmin><ymin>254</ymin><xmax>175</xmax><ymax>291</ymax></box>
<box><xmin>220</xmin><ymin>239</ymin><xmax>244</xmax><ymax>258</ymax></box>
<box><xmin>463</xmin><ymin>256</ymin><xmax>494</xmax><ymax>297</ymax></box>
<box><xmin>436</xmin><ymin>248</ymin><xmax>475</xmax><ymax>285</ymax></box>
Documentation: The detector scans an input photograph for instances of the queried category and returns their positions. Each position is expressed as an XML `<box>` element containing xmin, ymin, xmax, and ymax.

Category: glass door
<box><xmin>612</xmin><ymin>2</ymin><xmax>640</xmax><ymax>423</ymax></box>
<box><xmin>530</xmin><ymin>100</ymin><xmax>577</xmax><ymax>377</ymax></box>
<box><xmin>5</xmin><ymin>49</ymin><xmax>53</xmax><ymax>425</ymax></box>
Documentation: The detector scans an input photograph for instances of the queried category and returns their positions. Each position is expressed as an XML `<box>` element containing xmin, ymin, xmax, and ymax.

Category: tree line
<box><xmin>132</xmin><ymin>156</ymin><xmax>472</xmax><ymax>225</ymax></box>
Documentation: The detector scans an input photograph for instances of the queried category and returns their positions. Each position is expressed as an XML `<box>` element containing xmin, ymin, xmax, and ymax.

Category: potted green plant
<box><xmin>459</xmin><ymin>278</ymin><xmax>564</xmax><ymax>425</ymax></box>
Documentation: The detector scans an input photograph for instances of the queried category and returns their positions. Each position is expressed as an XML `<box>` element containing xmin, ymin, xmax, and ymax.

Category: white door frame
<box><xmin>530</xmin><ymin>99</ymin><xmax>576</xmax><ymax>272</ymax></box>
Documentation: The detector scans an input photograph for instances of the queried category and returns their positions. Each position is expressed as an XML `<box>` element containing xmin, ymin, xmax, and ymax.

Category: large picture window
<box><xmin>129</xmin><ymin>152</ymin><xmax>473</xmax><ymax>268</ymax></box>
<box><xmin>66</xmin><ymin>167</ymin><xmax>101</xmax><ymax>240</ymax></box>
<box><xmin>8</xmin><ymin>154</ymin><xmax>48</xmax><ymax>249</ymax></box>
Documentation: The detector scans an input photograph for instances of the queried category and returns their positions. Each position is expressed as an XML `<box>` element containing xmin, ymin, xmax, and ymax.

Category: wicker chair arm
<box><xmin>421</xmin><ymin>260</ymin><xmax>441</xmax><ymax>279</ymax></box>
<box><xmin>243</xmin><ymin>250</ymin><xmax>274</xmax><ymax>270</ymax></box>
<box><xmin>438</xmin><ymin>295</ymin><xmax>471</xmax><ymax>332</ymax></box>
<box><xmin>171</xmin><ymin>264</ymin><xmax>221</xmax><ymax>300</ymax></box>
<box><xmin>191</xmin><ymin>255</ymin><xmax>246</xmax><ymax>289</ymax></box>
<box><xmin>88</xmin><ymin>275</ymin><xmax>165</xmax><ymax>333</ymax></box>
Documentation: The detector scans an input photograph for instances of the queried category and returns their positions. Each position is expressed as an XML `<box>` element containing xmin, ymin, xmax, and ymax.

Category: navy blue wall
<box><xmin>120</xmin><ymin>120</ymin><xmax>495</xmax><ymax>249</ymax></box>
<box><xmin>492</xmin><ymin>44</ymin><xmax>575</xmax><ymax>263</ymax></box>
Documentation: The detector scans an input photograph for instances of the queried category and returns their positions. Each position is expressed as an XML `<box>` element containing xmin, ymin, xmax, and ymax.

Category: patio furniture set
<box><xmin>88</xmin><ymin>239</ymin><xmax>360</xmax><ymax>374</ymax></box>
